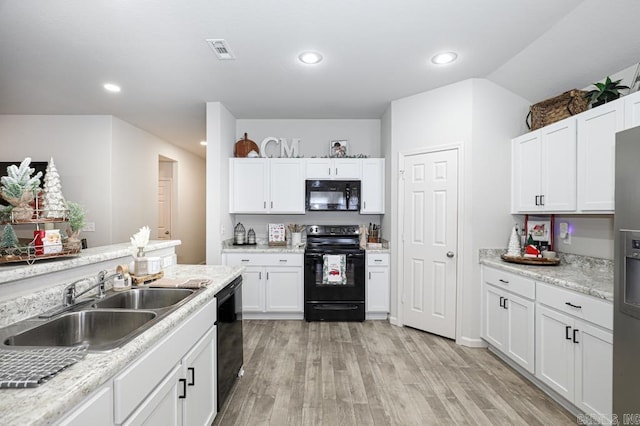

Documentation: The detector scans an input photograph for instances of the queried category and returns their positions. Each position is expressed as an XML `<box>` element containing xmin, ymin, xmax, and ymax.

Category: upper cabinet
<box><xmin>577</xmin><ymin>101</ymin><xmax>624</xmax><ymax>212</ymax></box>
<box><xmin>512</xmin><ymin>118</ymin><xmax>576</xmax><ymax>213</ymax></box>
<box><xmin>361</xmin><ymin>159</ymin><xmax>385</xmax><ymax>214</ymax></box>
<box><xmin>305</xmin><ymin>158</ymin><xmax>361</xmax><ymax>180</ymax></box>
<box><xmin>511</xmin><ymin>93</ymin><xmax>638</xmax><ymax>214</ymax></box>
<box><xmin>624</xmin><ymin>91</ymin><xmax>640</xmax><ymax>129</ymax></box>
<box><xmin>229</xmin><ymin>158</ymin><xmax>305</xmax><ymax>214</ymax></box>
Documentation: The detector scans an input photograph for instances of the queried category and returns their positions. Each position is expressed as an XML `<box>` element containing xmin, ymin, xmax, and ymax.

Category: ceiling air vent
<box><xmin>206</xmin><ymin>39</ymin><xmax>236</xmax><ymax>60</ymax></box>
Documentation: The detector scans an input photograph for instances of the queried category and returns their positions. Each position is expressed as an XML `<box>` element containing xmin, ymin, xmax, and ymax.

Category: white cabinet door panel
<box><xmin>269</xmin><ymin>159</ymin><xmax>304</xmax><ymax>213</ymax></box>
<box><xmin>512</xmin><ymin>132</ymin><xmax>542</xmax><ymax>212</ymax></box>
<box><xmin>241</xmin><ymin>267</ymin><xmax>265</xmax><ymax>312</ymax></box>
<box><xmin>367</xmin><ymin>267</ymin><xmax>390</xmax><ymax>313</ymax></box>
<box><xmin>333</xmin><ymin>159</ymin><xmax>361</xmax><ymax>179</ymax></box>
<box><xmin>505</xmin><ymin>293</ymin><xmax>535</xmax><ymax>374</ymax></box>
<box><xmin>265</xmin><ymin>267</ymin><xmax>303</xmax><ymax>312</ymax></box>
<box><xmin>574</xmin><ymin>321</ymin><xmax>613</xmax><ymax>420</ymax></box>
<box><xmin>305</xmin><ymin>159</ymin><xmax>332</xmax><ymax>179</ymax></box>
<box><xmin>123</xmin><ymin>365</ymin><xmax>182</xmax><ymax>426</ymax></box>
<box><xmin>624</xmin><ymin>90</ymin><xmax>640</xmax><ymax>129</ymax></box>
<box><xmin>483</xmin><ymin>284</ymin><xmax>506</xmax><ymax>351</ymax></box>
<box><xmin>541</xmin><ymin>119</ymin><xmax>576</xmax><ymax>211</ymax></box>
<box><xmin>230</xmin><ymin>159</ymin><xmax>268</xmax><ymax>213</ymax></box>
<box><xmin>536</xmin><ymin>305</ymin><xmax>574</xmax><ymax>401</ymax></box>
<box><xmin>361</xmin><ymin>159</ymin><xmax>385</xmax><ymax>214</ymax></box>
<box><xmin>577</xmin><ymin>102</ymin><xmax>624</xmax><ymax>211</ymax></box>
<box><xmin>182</xmin><ymin>327</ymin><xmax>217</xmax><ymax>426</ymax></box>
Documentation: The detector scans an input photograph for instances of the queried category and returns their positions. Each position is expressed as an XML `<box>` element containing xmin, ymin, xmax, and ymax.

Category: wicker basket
<box><xmin>526</xmin><ymin>89</ymin><xmax>589</xmax><ymax>130</ymax></box>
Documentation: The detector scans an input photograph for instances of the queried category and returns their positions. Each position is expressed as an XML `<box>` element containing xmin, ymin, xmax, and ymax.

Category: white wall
<box><xmin>0</xmin><ymin>115</ymin><xmax>206</xmax><ymax>264</ymax></box>
<box><xmin>205</xmin><ymin>102</ymin><xmax>236</xmax><ymax>264</ymax></box>
<box><xmin>235</xmin><ymin>119</ymin><xmax>381</xmax><ymax>158</ymax></box>
<box><xmin>388</xmin><ymin>79</ymin><xmax>530</xmax><ymax>345</ymax></box>
<box><xmin>112</xmin><ymin>117</ymin><xmax>206</xmax><ymax>264</ymax></box>
<box><xmin>553</xmin><ymin>215</ymin><xmax>614</xmax><ymax>259</ymax></box>
<box><xmin>0</xmin><ymin>115</ymin><xmax>113</xmax><ymax>246</ymax></box>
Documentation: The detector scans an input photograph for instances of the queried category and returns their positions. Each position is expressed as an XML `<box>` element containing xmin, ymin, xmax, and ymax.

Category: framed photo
<box><xmin>329</xmin><ymin>140</ymin><xmax>348</xmax><ymax>158</ymax></box>
<box><xmin>525</xmin><ymin>215</ymin><xmax>554</xmax><ymax>250</ymax></box>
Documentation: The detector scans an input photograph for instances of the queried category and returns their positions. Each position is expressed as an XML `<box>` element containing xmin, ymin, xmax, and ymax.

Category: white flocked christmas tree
<box><xmin>506</xmin><ymin>224</ymin><xmax>521</xmax><ymax>257</ymax></box>
<box><xmin>42</xmin><ymin>158</ymin><xmax>66</xmax><ymax>218</ymax></box>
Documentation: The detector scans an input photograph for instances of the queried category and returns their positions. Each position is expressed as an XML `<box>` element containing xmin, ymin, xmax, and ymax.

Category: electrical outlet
<box><xmin>82</xmin><ymin>222</ymin><xmax>95</xmax><ymax>232</ymax></box>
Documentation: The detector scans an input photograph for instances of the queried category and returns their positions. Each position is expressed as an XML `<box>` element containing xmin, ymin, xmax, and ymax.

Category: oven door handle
<box><xmin>305</xmin><ymin>253</ymin><xmax>363</xmax><ymax>258</ymax></box>
<box><xmin>314</xmin><ymin>304</ymin><xmax>360</xmax><ymax>311</ymax></box>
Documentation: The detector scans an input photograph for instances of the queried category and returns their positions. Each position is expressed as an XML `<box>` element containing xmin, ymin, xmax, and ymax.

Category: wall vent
<box><xmin>206</xmin><ymin>39</ymin><xmax>236</xmax><ymax>60</ymax></box>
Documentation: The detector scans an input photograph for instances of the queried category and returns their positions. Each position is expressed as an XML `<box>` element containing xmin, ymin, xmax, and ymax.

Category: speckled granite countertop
<box><xmin>0</xmin><ymin>264</ymin><xmax>243</xmax><ymax>426</ymax></box>
<box><xmin>0</xmin><ymin>240</ymin><xmax>181</xmax><ymax>285</ymax></box>
<box><xmin>479</xmin><ymin>249</ymin><xmax>613</xmax><ymax>301</ymax></box>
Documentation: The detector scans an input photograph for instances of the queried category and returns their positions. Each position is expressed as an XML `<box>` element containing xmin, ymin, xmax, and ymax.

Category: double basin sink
<box><xmin>0</xmin><ymin>288</ymin><xmax>202</xmax><ymax>352</ymax></box>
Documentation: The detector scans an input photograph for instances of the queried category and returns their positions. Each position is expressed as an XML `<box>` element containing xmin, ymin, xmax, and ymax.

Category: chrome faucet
<box><xmin>63</xmin><ymin>270</ymin><xmax>110</xmax><ymax>306</ymax></box>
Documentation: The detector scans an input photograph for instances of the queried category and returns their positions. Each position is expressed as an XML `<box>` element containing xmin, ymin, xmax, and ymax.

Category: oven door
<box><xmin>304</xmin><ymin>251</ymin><xmax>365</xmax><ymax>302</ymax></box>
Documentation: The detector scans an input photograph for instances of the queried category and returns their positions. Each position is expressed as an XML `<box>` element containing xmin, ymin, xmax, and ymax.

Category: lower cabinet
<box><xmin>125</xmin><ymin>327</ymin><xmax>217</xmax><ymax>426</ymax></box>
<box><xmin>481</xmin><ymin>268</ymin><xmax>535</xmax><ymax>374</ymax></box>
<box><xmin>366</xmin><ymin>253</ymin><xmax>390</xmax><ymax>319</ymax></box>
<box><xmin>536</xmin><ymin>300</ymin><xmax>612</xmax><ymax>421</ymax></box>
<box><xmin>59</xmin><ymin>297</ymin><xmax>218</xmax><ymax>425</ymax></box>
<box><xmin>223</xmin><ymin>253</ymin><xmax>303</xmax><ymax>319</ymax></box>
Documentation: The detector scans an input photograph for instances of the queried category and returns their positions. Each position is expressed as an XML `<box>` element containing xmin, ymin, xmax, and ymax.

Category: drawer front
<box><xmin>482</xmin><ymin>266</ymin><xmax>535</xmax><ymax>300</ymax></box>
<box><xmin>367</xmin><ymin>253</ymin><xmax>389</xmax><ymax>266</ymax></box>
<box><xmin>536</xmin><ymin>282</ymin><xmax>613</xmax><ymax>330</ymax></box>
<box><xmin>224</xmin><ymin>253</ymin><xmax>303</xmax><ymax>267</ymax></box>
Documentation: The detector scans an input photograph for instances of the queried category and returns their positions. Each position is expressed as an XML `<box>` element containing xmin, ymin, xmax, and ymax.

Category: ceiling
<box><xmin>1</xmin><ymin>0</ymin><xmax>640</xmax><ymax>158</ymax></box>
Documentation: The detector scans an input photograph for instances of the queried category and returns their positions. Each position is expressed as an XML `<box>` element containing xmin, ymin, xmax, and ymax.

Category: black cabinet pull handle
<box><xmin>540</xmin><ymin>195</ymin><xmax>544</xmax><ymax>206</ymax></box>
<box><xmin>188</xmin><ymin>367</ymin><xmax>195</xmax><ymax>386</ymax></box>
<box><xmin>565</xmin><ymin>302</ymin><xmax>582</xmax><ymax>309</ymax></box>
<box><xmin>573</xmin><ymin>329</ymin><xmax>579</xmax><ymax>344</ymax></box>
<box><xmin>503</xmin><ymin>298</ymin><xmax>508</xmax><ymax>309</ymax></box>
<box><xmin>535</xmin><ymin>195</ymin><xmax>539</xmax><ymax>206</ymax></box>
<box><xmin>499</xmin><ymin>296</ymin><xmax>504</xmax><ymax>308</ymax></box>
<box><xmin>498</xmin><ymin>279</ymin><xmax>509</xmax><ymax>284</ymax></box>
<box><xmin>179</xmin><ymin>378</ymin><xmax>187</xmax><ymax>399</ymax></box>
<box><xmin>565</xmin><ymin>325</ymin><xmax>572</xmax><ymax>340</ymax></box>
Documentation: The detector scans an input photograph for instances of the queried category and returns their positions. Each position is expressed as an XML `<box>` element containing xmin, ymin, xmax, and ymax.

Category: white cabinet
<box><xmin>114</xmin><ymin>298</ymin><xmax>217</xmax><ymax>424</ymax></box>
<box><xmin>361</xmin><ymin>159</ymin><xmax>385</xmax><ymax>214</ymax></box>
<box><xmin>366</xmin><ymin>253</ymin><xmax>389</xmax><ymax>319</ymax></box>
<box><xmin>577</xmin><ymin>101</ymin><xmax>624</xmax><ymax>211</ymax></box>
<box><xmin>56</xmin><ymin>383</ymin><xmax>113</xmax><ymax>426</ymax></box>
<box><xmin>481</xmin><ymin>266</ymin><xmax>535</xmax><ymax>373</ymax></box>
<box><xmin>535</xmin><ymin>282</ymin><xmax>613</xmax><ymax>422</ymax></box>
<box><xmin>123</xmin><ymin>364</ymin><xmax>183</xmax><ymax>426</ymax></box>
<box><xmin>229</xmin><ymin>158</ymin><xmax>304</xmax><ymax>214</ymax></box>
<box><xmin>223</xmin><ymin>253</ymin><xmax>303</xmax><ymax>319</ymax></box>
<box><xmin>511</xmin><ymin>118</ymin><xmax>576</xmax><ymax>213</ymax></box>
<box><xmin>305</xmin><ymin>158</ymin><xmax>361</xmax><ymax>179</ymax></box>
<box><xmin>624</xmin><ymin>90</ymin><xmax>640</xmax><ymax>129</ymax></box>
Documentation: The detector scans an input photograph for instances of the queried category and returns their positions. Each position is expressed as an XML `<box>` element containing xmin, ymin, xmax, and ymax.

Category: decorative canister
<box><xmin>234</xmin><ymin>222</ymin><xmax>246</xmax><ymax>244</ymax></box>
<box><xmin>247</xmin><ymin>228</ymin><xmax>256</xmax><ymax>244</ymax></box>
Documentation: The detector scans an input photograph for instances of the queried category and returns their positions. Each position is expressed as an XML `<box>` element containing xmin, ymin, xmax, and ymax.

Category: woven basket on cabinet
<box><xmin>526</xmin><ymin>89</ymin><xmax>589</xmax><ymax>130</ymax></box>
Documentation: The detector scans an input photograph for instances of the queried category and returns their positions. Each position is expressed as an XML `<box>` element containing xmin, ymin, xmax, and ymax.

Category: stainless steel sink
<box><xmin>4</xmin><ymin>310</ymin><xmax>156</xmax><ymax>351</ymax></box>
<box><xmin>93</xmin><ymin>288</ymin><xmax>194</xmax><ymax>310</ymax></box>
<box><xmin>0</xmin><ymin>285</ymin><xmax>204</xmax><ymax>352</ymax></box>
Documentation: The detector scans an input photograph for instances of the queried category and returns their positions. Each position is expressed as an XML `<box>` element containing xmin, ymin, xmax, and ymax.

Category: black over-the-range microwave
<box><xmin>305</xmin><ymin>180</ymin><xmax>360</xmax><ymax>211</ymax></box>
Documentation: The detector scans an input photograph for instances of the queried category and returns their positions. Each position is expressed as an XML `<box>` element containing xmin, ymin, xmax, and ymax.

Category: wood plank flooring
<box><xmin>213</xmin><ymin>320</ymin><xmax>574</xmax><ymax>426</ymax></box>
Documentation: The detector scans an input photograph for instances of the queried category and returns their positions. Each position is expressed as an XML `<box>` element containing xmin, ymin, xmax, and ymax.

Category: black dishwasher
<box><xmin>215</xmin><ymin>276</ymin><xmax>243</xmax><ymax>411</ymax></box>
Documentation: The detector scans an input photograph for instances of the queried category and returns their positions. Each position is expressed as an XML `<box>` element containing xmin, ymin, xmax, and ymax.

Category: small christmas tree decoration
<box><xmin>0</xmin><ymin>158</ymin><xmax>42</xmax><ymax>221</ymax></box>
<box><xmin>506</xmin><ymin>224</ymin><xmax>521</xmax><ymax>257</ymax></box>
<box><xmin>1</xmin><ymin>224</ymin><xmax>20</xmax><ymax>255</ymax></box>
<box><xmin>65</xmin><ymin>201</ymin><xmax>86</xmax><ymax>251</ymax></box>
<box><xmin>42</xmin><ymin>158</ymin><xmax>66</xmax><ymax>219</ymax></box>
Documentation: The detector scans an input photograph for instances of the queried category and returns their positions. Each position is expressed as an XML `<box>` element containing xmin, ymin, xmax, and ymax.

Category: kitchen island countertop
<box><xmin>0</xmin><ymin>264</ymin><xmax>243</xmax><ymax>426</ymax></box>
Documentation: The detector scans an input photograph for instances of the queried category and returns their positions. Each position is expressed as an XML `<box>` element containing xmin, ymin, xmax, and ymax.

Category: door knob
<box><xmin>164</xmin><ymin>231</ymin><xmax>170</xmax><ymax>235</ymax></box>
<box><xmin>446</xmin><ymin>251</ymin><xmax>455</xmax><ymax>258</ymax></box>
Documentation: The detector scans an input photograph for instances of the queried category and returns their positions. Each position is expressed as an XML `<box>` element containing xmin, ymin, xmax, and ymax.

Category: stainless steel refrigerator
<box><xmin>613</xmin><ymin>126</ymin><xmax>640</xmax><ymax>416</ymax></box>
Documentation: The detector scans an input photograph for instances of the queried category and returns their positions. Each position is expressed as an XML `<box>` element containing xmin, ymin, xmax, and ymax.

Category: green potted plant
<box><xmin>584</xmin><ymin>76</ymin><xmax>629</xmax><ymax>107</ymax></box>
<box><xmin>65</xmin><ymin>201</ymin><xmax>86</xmax><ymax>251</ymax></box>
<box><xmin>0</xmin><ymin>158</ymin><xmax>42</xmax><ymax>221</ymax></box>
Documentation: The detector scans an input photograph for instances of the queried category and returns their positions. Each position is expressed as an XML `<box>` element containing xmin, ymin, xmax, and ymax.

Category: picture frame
<box><xmin>525</xmin><ymin>215</ymin><xmax>554</xmax><ymax>250</ymax></box>
<box><xmin>329</xmin><ymin>140</ymin><xmax>348</xmax><ymax>158</ymax></box>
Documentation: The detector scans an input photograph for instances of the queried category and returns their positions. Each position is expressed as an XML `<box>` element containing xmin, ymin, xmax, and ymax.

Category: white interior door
<box><xmin>158</xmin><ymin>178</ymin><xmax>172</xmax><ymax>240</ymax></box>
<box><xmin>402</xmin><ymin>149</ymin><xmax>458</xmax><ymax>339</ymax></box>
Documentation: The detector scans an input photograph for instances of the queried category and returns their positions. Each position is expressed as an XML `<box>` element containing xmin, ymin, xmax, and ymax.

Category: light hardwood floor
<box><xmin>213</xmin><ymin>320</ymin><xmax>574</xmax><ymax>426</ymax></box>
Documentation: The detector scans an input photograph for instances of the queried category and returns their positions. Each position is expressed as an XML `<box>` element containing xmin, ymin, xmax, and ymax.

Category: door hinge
<box><xmin>399</xmin><ymin>169</ymin><xmax>405</xmax><ymax>179</ymax></box>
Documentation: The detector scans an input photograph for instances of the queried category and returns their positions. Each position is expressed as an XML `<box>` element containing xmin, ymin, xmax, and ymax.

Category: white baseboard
<box><xmin>456</xmin><ymin>336</ymin><xmax>487</xmax><ymax>348</ymax></box>
<box><xmin>389</xmin><ymin>316</ymin><xmax>400</xmax><ymax>326</ymax></box>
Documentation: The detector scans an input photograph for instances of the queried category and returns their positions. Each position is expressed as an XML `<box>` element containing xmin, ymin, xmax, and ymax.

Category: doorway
<box><xmin>400</xmin><ymin>147</ymin><xmax>459</xmax><ymax>339</ymax></box>
<box><xmin>158</xmin><ymin>157</ymin><xmax>176</xmax><ymax>241</ymax></box>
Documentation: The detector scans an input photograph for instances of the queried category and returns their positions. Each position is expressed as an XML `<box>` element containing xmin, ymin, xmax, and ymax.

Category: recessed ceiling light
<box><xmin>103</xmin><ymin>83</ymin><xmax>121</xmax><ymax>93</ymax></box>
<box><xmin>431</xmin><ymin>52</ymin><xmax>458</xmax><ymax>65</ymax></box>
<box><xmin>298</xmin><ymin>51</ymin><xmax>323</xmax><ymax>65</ymax></box>
<box><xmin>200</xmin><ymin>140</ymin><xmax>207</xmax><ymax>146</ymax></box>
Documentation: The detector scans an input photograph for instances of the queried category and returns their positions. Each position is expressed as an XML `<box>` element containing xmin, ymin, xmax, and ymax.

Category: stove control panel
<box><xmin>306</xmin><ymin>225</ymin><xmax>359</xmax><ymax>236</ymax></box>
